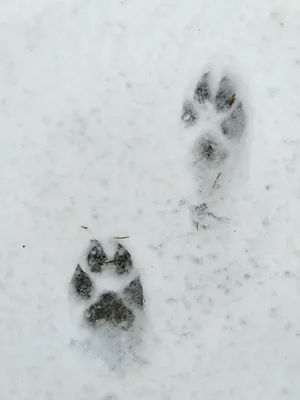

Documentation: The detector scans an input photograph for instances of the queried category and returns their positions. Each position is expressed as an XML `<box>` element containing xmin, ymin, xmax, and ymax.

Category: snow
<box><xmin>1</xmin><ymin>0</ymin><xmax>300</xmax><ymax>398</ymax></box>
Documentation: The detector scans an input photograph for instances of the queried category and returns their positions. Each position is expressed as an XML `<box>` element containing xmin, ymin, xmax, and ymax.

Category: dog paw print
<box><xmin>70</xmin><ymin>239</ymin><xmax>144</xmax><ymax>331</ymax></box>
<box><xmin>180</xmin><ymin>72</ymin><xmax>247</xmax><ymax>229</ymax></box>
<box><xmin>181</xmin><ymin>72</ymin><xmax>246</xmax><ymax>142</ymax></box>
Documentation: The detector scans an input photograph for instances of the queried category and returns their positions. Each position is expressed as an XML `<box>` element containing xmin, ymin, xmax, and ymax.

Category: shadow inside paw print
<box><xmin>181</xmin><ymin>72</ymin><xmax>246</xmax><ymax>140</ymax></box>
<box><xmin>70</xmin><ymin>240</ymin><xmax>144</xmax><ymax>331</ymax></box>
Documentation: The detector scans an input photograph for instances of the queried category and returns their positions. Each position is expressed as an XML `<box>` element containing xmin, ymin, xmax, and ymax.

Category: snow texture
<box><xmin>1</xmin><ymin>0</ymin><xmax>300</xmax><ymax>399</ymax></box>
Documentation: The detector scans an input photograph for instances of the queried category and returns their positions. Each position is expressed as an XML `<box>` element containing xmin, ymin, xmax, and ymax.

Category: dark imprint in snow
<box><xmin>181</xmin><ymin>72</ymin><xmax>246</xmax><ymax>140</ymax></box>
<box><xmin>70</xmin><ymin>239</ymin><xmax>144</xmax><ymax>330</ymax></box>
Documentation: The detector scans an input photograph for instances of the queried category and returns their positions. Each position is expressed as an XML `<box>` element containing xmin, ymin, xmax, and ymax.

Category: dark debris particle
<box><xmin>71</xmin><ymin>265</ymin><xmax>94</xmax><ymax>300</ymax></box>
<box><xmin>114</xmin><ymin>243</ymin><xmax>133</xmax><ymax>275</ymax></box>
<box><xmin>87</xmin><ymin>239</ymin><xmax>107</xmax><ymax>273</ymax></box>
<box><xmin>194</xmin><ymin>72</ymin><xmax>211</xmax><ymax>104</ymax></box>
<box><xmin>123</xmin><ymin>277</ymin><xmax>144</xmax><ymax>308</ymax></box>
<box><xmin>84</xmin><ymin>292</ymin><xmax>135</xmax><ymax>329</ymax></box>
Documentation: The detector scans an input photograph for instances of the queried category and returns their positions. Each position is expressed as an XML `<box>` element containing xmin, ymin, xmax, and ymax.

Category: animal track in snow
<box><xmin>69</xmin><ymin>239</ymin><xmax>144</xmax><ymax>332</ymax></box>
<box><xmin>180</xmin><ymin>71</ymin><xmax>247</xmax><ymax>229</ymax></box>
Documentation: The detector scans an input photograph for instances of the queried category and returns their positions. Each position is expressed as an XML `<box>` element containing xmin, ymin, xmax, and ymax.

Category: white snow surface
<box><xmin>1</xmin><ymin>0</ymin><xmax>300</xmax><ymax>399</ymax></box>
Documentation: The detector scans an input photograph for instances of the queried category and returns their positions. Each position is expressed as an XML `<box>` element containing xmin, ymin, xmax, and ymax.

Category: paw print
<box><xmin>181</xmin><ymin>72</ymin><xmax>246</xmax><ymax>142</ymax></box>
<box><xmin>70</xmin><ymin>239</ymin><xmax>144</xmax><ymax>331</ymax></box>
<box><xmin>180</xmin><ymin>72</ymin><xmax>247</xmax><ymax>228</ymax></box>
